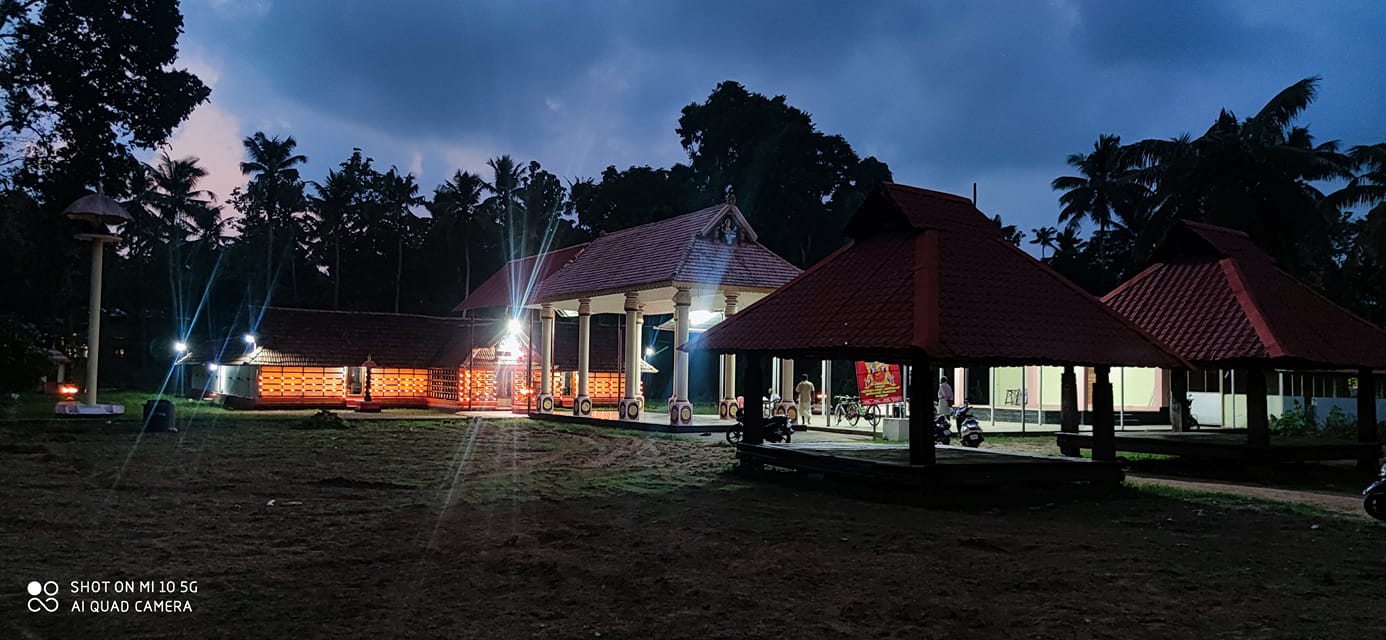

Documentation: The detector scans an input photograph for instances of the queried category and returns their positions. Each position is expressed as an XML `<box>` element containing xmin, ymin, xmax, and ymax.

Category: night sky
<box><xmin>165</xmin><ymin>0</ymin><xmax>1386</xmax><ymax>244</ymax></box>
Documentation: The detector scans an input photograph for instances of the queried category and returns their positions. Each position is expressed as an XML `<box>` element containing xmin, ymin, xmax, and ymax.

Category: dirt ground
<box><xmin>3</xmin><ymin>416</ymin><xmax>1384</xmax><ymax>639</ymax></box>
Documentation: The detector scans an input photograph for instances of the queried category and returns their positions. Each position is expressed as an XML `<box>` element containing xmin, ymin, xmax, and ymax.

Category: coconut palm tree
<box><xmin>1029</xmin><ymin>226</ymin><xmax>1057</xmax><ymax>261</ymax></box>
<box><xmin>308</xmin><ymin>168</ymin><xmax>358</xmax><ymax>309</ymax></box>
<box><xmin>147</xmin><ymin>153</ymin><xmax>218</xmax><ymax>337</ymax></box>
<box><xmin>239</xmin><ymin>132</ymin><xmax>307</xmax><ymax>302</ymax></box>
<box><xmin>1127</xmin><ymin>77</ymin><xmax>1354</xmax><ymax>279</ymax></box>
<box><xmin>1052</xmin><ymin>134</ymin><xmax>1144</xmax><ymax>289</ymax></box>
<box><xmin>377</xmin><ymin>168</ymin><xmax>424</xmax><ymax>313</ymax></box>
<box><xmin>432</xmin><ymin>170</ymin><xmax>487</xmax><ymax>303</ymax></box>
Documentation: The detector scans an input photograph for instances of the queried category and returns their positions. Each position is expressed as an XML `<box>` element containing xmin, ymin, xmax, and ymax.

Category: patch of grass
<box><xmin>1127</xmin><ymin>482</ymin><xmax>1356</xmax><ymax>521</ymax></box>
<box><xmin>871</xmin><ymin>435</ymin><xmax>907</xmax><ymax>444</ymax></box>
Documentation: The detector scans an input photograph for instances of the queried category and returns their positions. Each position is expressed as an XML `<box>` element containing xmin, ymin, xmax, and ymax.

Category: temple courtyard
<box><xmin>3</xmin><ymin>414</ymin><xmax>1383</xmax><ymax>639</ymax></box>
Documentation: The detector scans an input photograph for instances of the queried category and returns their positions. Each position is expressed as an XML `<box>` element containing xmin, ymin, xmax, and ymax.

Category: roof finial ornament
<box><xmin>725</xmin><ymin>187</ymin><xmax>736</xmax><ymax>207</ymax></box>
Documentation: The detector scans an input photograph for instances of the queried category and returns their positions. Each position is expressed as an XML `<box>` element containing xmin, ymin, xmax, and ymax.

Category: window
<box><xmin>1188</xmin><ymin>370</ymin><xmax>1219</xmax><ymax>393</ymax></box>
<box><xmin>964</xmin><ymin>367</ymin><xmax>990</xmax><ymax>405</ymax></box>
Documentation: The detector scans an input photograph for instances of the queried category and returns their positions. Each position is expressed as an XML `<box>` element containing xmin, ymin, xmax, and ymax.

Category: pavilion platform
<box><xmin>520</xmin><ymin>410</ymin><xmax>734</xmax><ymax>434</ymax></box>
<box><xmin>1056</xmin><ymin>429</ymin><xmax>1383</xmax><ymax>464</ymax></box>
<box><xmin>735</xmin><ymin>441</ymin><xmax>1123</xmax><ymax>487</ymax></box>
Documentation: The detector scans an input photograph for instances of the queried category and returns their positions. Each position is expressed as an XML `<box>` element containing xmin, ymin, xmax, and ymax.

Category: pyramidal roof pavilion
<box><xmin>687</xmin><ymin>182</ymin><xmax>1186</xmax><ymax>464</ymax></box>
<box><xmin>455</xmin><ymin>199</ymin><xmax>801</xmax><ymax>426</ymax></box>
<box><xmin>1103</xmin><ymin>220</ymin><xmax>1386</xmax><ymax>457</ymax></box>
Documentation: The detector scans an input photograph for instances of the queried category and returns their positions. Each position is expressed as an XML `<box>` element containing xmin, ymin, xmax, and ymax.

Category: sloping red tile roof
<box><xmin>533</xmin><ymin>203</ymin><xmax>800</xmax><ymax>302</ymax></box>
<box><xmin>229</xmin><ymin>307</ymin><xmax>474</xmax><ymax>368</ymax></box>
<box><xmin>1103</xmin><ymin>221</ymin><xmax>1386</xmax><ymax>369</ymax></box>
<box><xmin>689</xmin><ymin>183</ymin><xmax>1185</xmax><ymax>367</ymax></box>
<box><xmin>199</xmin><ymin>308</ymin><xmax>636</xmax><ymax>372</ymax></box>
<box><xmin>453</xmin><ymin>243</ymin><xmax>588</xmax><ymax>312</ymax></box>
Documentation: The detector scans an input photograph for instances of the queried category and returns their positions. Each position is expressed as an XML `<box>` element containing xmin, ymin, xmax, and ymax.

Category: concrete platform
<box><xmin>1057</xmin><ymin>430</ymin><xmax>1383</xmax><ymax>463</ymax></box>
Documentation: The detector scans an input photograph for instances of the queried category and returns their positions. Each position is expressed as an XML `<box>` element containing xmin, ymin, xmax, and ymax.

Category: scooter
<box><xmin>932</xmin><ymin>405</ymin><xmax>984</xmax><ymax>447</ymax></box>
<box><xmin>1364</xmin><ymin>463</ymin><xmax>1386</xmax><ymax>521</ymax></box>
<box><xmin>725</xmin><ymin>409</ymin><xmax>798</xmax><ymax>445</ymax></box>
<box><xmin>953</xmin><ymin>404</ymin><xmax>985</xmax><ymax>448</ymax></box>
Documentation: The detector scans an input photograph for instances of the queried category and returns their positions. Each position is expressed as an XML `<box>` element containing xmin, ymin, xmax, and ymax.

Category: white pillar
<box><xmin>537</xmin><ymin>303</ymin><xmax>555</xmax><ymax>412</ymax></box>
<box><xmin>778</xmin><ymin>357</ymin><xmax>798</xmax><ymax>422</ymax></box>
<box><xmin>85</xmin><ymin>239</ymin><xmax>106</xmax><ymax>406</ymax></box>
<box><xmin>821</xmin><ymin>359</ymin><xmax>832</xmax><ymax>423</ymax></box>
<box><xmin>618</xmin><ymin>292</ymin><xmax>642</xmax><ymax>421</ymax></box>
<box><xmin>719</xmin><ymin>293</ymin><xmax>739</xmax><ymax>419</ymax></box>
<box><xmin>574</xmin><ymin>298</ymin><xmax>592</xmax><ymax>415</ymax></box>
<box><xmin>670</xmin><ymin>288</ymin><xmax>694</xmax><ymax>426</ymax></box>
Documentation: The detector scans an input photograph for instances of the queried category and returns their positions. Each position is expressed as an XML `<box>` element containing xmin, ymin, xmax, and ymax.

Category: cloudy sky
<box><xmin>163</xmin><ymin>0</ymin><xmax>1386</xmax><ymax>242</ymax></box>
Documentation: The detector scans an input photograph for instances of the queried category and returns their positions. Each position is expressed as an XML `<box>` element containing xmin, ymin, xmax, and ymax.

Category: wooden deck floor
<box><xmin>735</xmin><ymin>442</ymin><xmax>1124</xmax><ymax>487</ymax></box>
<box><xmin>1057</xmin><ymin>430</ymin><xmax>1383</xmax><ymax>463</ymax></box>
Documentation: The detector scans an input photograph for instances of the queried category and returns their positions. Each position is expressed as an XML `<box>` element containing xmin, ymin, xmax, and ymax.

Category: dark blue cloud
<box><xmin>179</xmin><ymin>0</ymin><xmax>1386</xmax><ymax>240</ymax></box>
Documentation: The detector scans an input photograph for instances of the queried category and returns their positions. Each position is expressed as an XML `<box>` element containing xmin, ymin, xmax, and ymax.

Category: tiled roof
<box><xmin>689</xmin><ymin>183</ymin><xmax>1185</xmax><ymax>367</ymax></box>
<box><xmin>1104</xmin><ymin>221</ymin><xmax>1386</xmax><ymax>369</ymax></box>
<box><xmin>231</xmin><ymin>307</ymin><xmax>476</xmax><ymax>369</ymax></box>
<box><xmin>533</xmin><ymin>203</ymin><xmax>800</xmax><ymax>302</ymax></box>
<box><xmin>197</xmin><ymin>308</ymin><xmax>638</xmax><ymax>372</ymax></box>
<box><xmin>453</xmin><ymin>243</ymin><xmax>588</xmax><ymax>312</ymax></box>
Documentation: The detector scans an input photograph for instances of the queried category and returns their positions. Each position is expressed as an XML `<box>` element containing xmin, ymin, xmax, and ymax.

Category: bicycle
<box><xmin>832</xmin><ymin>395</ymin><xmax>881</xmax><ymax>427</ymax></box>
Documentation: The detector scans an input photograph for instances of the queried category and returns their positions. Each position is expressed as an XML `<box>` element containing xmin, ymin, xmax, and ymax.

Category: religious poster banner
<box><xmin>855</xmin><ymin>361</ymin><xmax>903</xmax><ymax>406</ymax></box>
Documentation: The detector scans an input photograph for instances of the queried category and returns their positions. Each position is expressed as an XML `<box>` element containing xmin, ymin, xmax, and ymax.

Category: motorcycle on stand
<box><xmin>931</xmin><ymin>404</ymin><xmax>984</xmax><ymax>447</ymax></box>
<box><xmin>1364</xmin><ymin>462</ymin><xmax>1386</xmax><ymax>521</ymax></box>
<box><xmin>725</xmin><ymin>408</ymin><xmax>800</xmax><ymax>445</ymax></box>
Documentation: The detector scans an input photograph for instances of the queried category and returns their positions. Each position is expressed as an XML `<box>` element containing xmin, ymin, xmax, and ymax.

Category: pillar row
<box><xmin>573</xmin><ymin>298</ymin><xmax>592</xmax><ymax>416</ymax></box>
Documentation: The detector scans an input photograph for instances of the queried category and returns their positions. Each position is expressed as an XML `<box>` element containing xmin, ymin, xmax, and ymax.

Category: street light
<box><xmin>60</xmin><ymin>194</ymin><xmax>131</xmax><ymax>414</ymax></box>
<box><xmin>243</xmin><ymin>334</ymin><xmax>256</xmax><ymax>346</ymax></box>
<box><xmin>174</xmin><ymin>341</ymin><xmax>188</xmax><ymax>354</ymax></box>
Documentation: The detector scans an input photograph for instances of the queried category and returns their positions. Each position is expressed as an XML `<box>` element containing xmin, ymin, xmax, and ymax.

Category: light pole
<box><xmin>58</xmin><ymin>194</ymin><xmax>131</xmax><ymax>415</ymax></box>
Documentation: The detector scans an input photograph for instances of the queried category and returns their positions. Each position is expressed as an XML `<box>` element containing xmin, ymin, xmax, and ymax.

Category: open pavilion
<box><xmin>688</xmin><ymin>182</ymin><xmax>1186</xmax><ymax>484</ymax></box>
<box><xmin>1072</xmin><ymin>221</ymin><xmax>1386</xmax><ymax>468</ymax></box>
<box><xmin>462</xmin><ymin>199</ymin><xmax>800</xmax><ymax>426</ymax></box>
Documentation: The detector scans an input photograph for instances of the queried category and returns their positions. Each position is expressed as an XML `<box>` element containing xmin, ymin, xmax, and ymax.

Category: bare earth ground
<box><xmin>2</xmin><ymin>416</ymin><xmax>1385</xmax><ymax>639</ymax></box>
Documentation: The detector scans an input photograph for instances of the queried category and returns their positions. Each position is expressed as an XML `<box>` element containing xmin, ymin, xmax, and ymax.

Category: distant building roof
<box><xmin>453</xmin><ymin>243</ymin><xmax>589</xmax><ymax>312</ymax></box>
<box><xmin>532</xmin><ymin>202</ymin><xmax>800</xmax><ymax>305</ymax></box>
<box><xmin>1103</xmin><ymin>221</ymin><xmax>1386</xmax><ymax>369</ymax></box>
<box><xmin>194</xmin><ymin>307</ymin><xmax>643</xmax><ymax>372</ymax></box>
<box><xmin>689</xmin><ymin>182</ymin><xmax>1185</xmax><ymax>367</ymax></box>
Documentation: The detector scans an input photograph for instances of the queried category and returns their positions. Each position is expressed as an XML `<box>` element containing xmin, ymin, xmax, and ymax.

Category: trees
<box><xmin>0</xmin><ymin>0</ymin><xmax>209</xmax><ymax>202</ymax></box>
<box><xmin>376</xmin><ymin>168</ymin><xmax>424</xmax><ymax>313</ymax></box>
<box><xmin>676</xmin><ymin>81</ymin><xmax>890</xmax><ymax>266</ymax></box>
<box><xmin>1051</xmin><ymin>134</ymin><xmax>1145</xmax><ymax>290</ymax></box>
<box><xmin>430</xmin><ymin>171</ymin><xmax>487</xmax><ymax>303</ymax></box>
<box><xmin>1029</xmin><ymin>226</ymin><xmax>1057</xmax><ymax>261</ymax></box>
<box><xmin>145</xmin><ymin>153</ymin><xmax>218</xmax><ymax>337</ymax></box>
<box><xmin>238</xmin><ymin>132</ymin><xmax>308</xmax><ymax>304</ymax></box>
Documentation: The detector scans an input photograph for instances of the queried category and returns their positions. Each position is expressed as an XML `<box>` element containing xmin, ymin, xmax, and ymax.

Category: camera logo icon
<box><xmin>27</xmin><ymin>581</ymin><xmax>59</xmax><ymax>613</ymax></box>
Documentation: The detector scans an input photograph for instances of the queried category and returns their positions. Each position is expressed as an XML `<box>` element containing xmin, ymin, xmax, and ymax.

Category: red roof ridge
<box><xmin>1218</xmin><ymin>257</ymin><xmax>1285</xmax><ymax>358</ymax></box>
<box><xmin>990</xmin><ymin>239</ymin><xmax>1192</xmax><ymax>369</ymax></box>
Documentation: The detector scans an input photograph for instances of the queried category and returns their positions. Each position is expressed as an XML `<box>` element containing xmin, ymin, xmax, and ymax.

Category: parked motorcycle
<box><xmin>725</xmin><ymin>410</ymin><xmax>798</xmax><ymax>445</ymax></box>
<box><xmin>1364</xmin><ymin>463</ymin><xmax>1386</xmax><ymax>521</ymax></box>
<box><xmin>932</xmin><ymin>405</ymin><xmax>984</xmax><ymax>447</ymax></box>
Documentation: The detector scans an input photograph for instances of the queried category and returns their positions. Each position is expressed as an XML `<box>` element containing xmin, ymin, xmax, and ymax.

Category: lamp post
<box><xmin>58</xmin><ymin>194</ymin><xmax>131</xmax><ymax>414</ymax></box>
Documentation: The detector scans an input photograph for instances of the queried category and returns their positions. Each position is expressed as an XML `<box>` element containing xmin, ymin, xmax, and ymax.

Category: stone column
<box><xmin>909</xmin><ymin>351</ymin><xmax>936</xmax><ymax>465</ymax></box>
<box><xmin>573</xmin><ymin>298</ymin><xmax>592</xmax><ymax>416</ymax></box>
<box><xmin>618</xmin><ymin>293</ymin><xmax>642</xmax><ymax>421</ymax></box>
<box><xmin>1091</xmin><ymin>365</ymin><xmax>1116</xmax><ymax>461</ymax></box>
<box><xmin>1246</xmin><ymin>367</ymin><xmax>1270</xmax><ymax>448</ymax></box>
<box><xmin>777</xmin><ymin>357</ymin><xmax>798</xmax><ymax>422</ymax></box>
<box><xmin>537</xmin><ymin>303</ymin><xmax>556</xmax><ymax>413</ymax></box>
<box><xmin>719</xmin><ymin>293</ymin><xmax>739</xmax><ymax>420</ymax></box>
<box><xmin>636</xmin><ymin>306</ymin><xmax>645</xmax><ymax>413</ymax></box>
<box><xmin>1169</xmin><ymin>368</ymin><xmax>1189</xmax><ymax>432</ymax></box>
<box><xmin>1058</xmin><ymin>365</ymin><xmax>1080</xmax><ymax>456</ymax></box>
<box><xmin>670</xmin><ymin>287</ymin><xmax>694</xmax><ymax>426</ymax></box>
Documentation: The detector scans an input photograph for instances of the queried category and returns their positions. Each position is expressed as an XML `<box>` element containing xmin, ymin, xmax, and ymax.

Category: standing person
<box><xmin>795</xmin><ymin>374</ymin><xmax>816</xmax><ymax>425</ymax></box>
<box><xmin>937</xmin><ymin>375</ymin><xmax>954</xmax><ymax>421</ymax></box>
